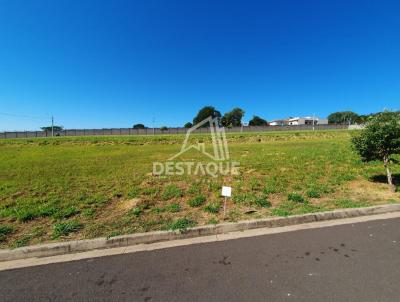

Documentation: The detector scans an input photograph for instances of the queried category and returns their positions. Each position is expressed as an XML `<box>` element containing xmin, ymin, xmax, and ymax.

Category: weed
<box><xmin>127</xmin><ymin>187</ymin><xmax>140</xmax><ymax>198</ymax></box>
<box><xmin>168</xmin><ymin>218</ymin><xmax>197</xmax><ymax>230</ymax></box>
<box><xmin>333</xmin><ymin>199</ymin><xmax>369</xmax><ymax>208</ymax></box>
<box><xmin>52</xmin><ymin>220</ymin><xmax>83</xmax><ymax>238</ymax></box>
<box><xmin>227</xmin><ymin>209</ymin><xmax>241</xmax><ymax>222</ymax></box>
<box><xmin>306</xmin><ymin>188</ymin><xmax>322</xmax><ymax>198</ymax></box>
<box><xmin>129</xmin><ymin>207</ymin><xmax>143</xmax><ymax>217</ymax></box>
<box><xmin>188</xmin><ymin>195</ymin><xmax>206</xmax><ymax>207</ymax></box>
<box><xmin>207</xmin><ymin>218</ymin><xmax>219</xmax><ymax>224</ymax></box>
<box><xmin>53</xmin><ymin>206</ymin><xmax>79</xmax><ymax>220</ymax></box>
<box><xmin>203</xmin><ymin>202</ymin><xmax>221</xmax><ymax>213</ymax></box>
<box><xmin>11</xmin><ymin>235</ymin><xmax>31</xmax><ymax>248</ymax></box>
<box><xmin>0</xmin><ymin>225</ymin><xmax>13</xmax><ymax>242</ymax></box>
<box><xmin>166</xmin><ymin>203</ymin><xmax>181</xmax><ymax>213</ymax></box>
<box><xmin>271</xmin><ymin>208</ymin><xmax>291</xmax><ymax>216</ymax></box>
<box><xmin>254</xmin><ymin>196</ymin><xmax>272</xmax><ymax>208</ymax></box>
<box><xmin>107</xmin><ymin>231</ymin><xmax>122</xmax><ymax>239</ymax></box>
<box><xmin>82</xmin><ymin>208</ymin><xmax>95</xmax><ymax>217</ymax></box>
<box><xmin>187</xmin><ymin>184</ymin><xmax>201</xmax><ymax>195</ymax></box>
<box><xmin>162</xmin><ymin>184</ymin><xmax>183</xmax><ymax>200</ymax></box>
<box><xmin>288</xmin><ymin>192</ymin><xmax>307</xmax><ymax>203</ymax></box>
<box><xmin>263</xmin><ymin>186</ymin><xmax>276</xmax><ymax>195</ymax></box>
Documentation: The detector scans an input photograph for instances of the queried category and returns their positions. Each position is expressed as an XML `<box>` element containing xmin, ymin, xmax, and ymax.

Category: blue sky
<box><xmin>0</xmin><ymin>0</ymin><xmax>399</xmax><ymax>131</ymax></box>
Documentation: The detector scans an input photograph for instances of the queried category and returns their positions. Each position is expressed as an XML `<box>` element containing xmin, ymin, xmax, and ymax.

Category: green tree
<box><xmin>184</xmin><ymin>122</ymin><xmax>193</xmax><ymax>128</ymax></box>
<box><xmin>249</xmin><ymin>115</ymin><xmax>268</xmax><ymax>126</ymax></box>
<box><xmin>160</xmin><ymin>126</ymin><xmax>168</xmax><ymax>131</ymax></box>
<box><xmin>41</xmin><ymin>126</ymin><xmax>63</xmax><ymax>132</ymax></box>
<box><xmin>193</xmin><ymin>106</ymin><xmax>221</xmax><ymax>127</ymax></box>
<box><xmin>220</xmin><ymin>108</ymin><xmax>245</xmax><ymax>127</ymax></box>
<box><xmin>133</xmin><ymin>124</ymin><xmax>146</xmax><ymax>129</ymax></box>
<box><xmin>352</xmin><ymin>111</ymin><xmax>400</xmax><ymax>192</ymax></box>
<box><xmin>328</xmin><ymin>111</ymin><xmax>359</xmax><ymax>124</ymax></box>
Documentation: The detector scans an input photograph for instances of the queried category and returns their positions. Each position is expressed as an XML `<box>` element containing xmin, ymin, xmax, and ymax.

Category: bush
<box><xmin>288</xmin><ymin>192</ymin><xmax>307</xmax><ymax>203</ymax></box>
<box><xmin>188</xmin><ymin>195</ymin><xmax>206</xmax><ymax>207</ymax></box>
<box><xmin>52</xmin><ymin>220</ymin><xmax>83</xmax><ymax>238</ymax></box>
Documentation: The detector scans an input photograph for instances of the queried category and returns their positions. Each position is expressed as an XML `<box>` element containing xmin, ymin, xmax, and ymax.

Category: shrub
<box><xmin>188</xmin><ymin>195</ymin><xmax>206</xmax><ymax>207</ymax></box>
<box><xmin>52</xmin><ymin>220</ymin><xmax>83</xmax><ymax>238</ymax></box>
<box><xmin>352</xmin><ymin>111</ymin><xmax>400</xmax><ymax>192</ymax></box>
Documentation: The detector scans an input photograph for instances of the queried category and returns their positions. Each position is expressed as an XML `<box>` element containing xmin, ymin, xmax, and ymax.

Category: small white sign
<box><xmin>221</xmin><ymin>186</ymin><xmax>232</xmax><ymax>197</ymax></box>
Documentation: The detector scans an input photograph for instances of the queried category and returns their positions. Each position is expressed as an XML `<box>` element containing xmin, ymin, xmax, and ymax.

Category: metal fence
<box><xmin>0</xmin><ymin>124</ymin><xmax>350</xmax><ymax>139</ymax></box>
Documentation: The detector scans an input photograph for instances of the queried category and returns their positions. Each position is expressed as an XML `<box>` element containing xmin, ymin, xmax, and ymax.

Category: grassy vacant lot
<box><xmin>0</xmin><ymin>130</ymin><xmax>399</xmax><ymax>248</ymax></box>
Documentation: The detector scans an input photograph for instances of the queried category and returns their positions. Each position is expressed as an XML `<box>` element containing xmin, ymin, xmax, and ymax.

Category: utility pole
<box><xmin>51</xmin><ymin>115</ymin><xmax>54</xmax><ymax>137</ymax></box>
<box><xmin>312</xmin><ymin>114</ymin><xmax>315</xmax><ymax>131</ymax></box>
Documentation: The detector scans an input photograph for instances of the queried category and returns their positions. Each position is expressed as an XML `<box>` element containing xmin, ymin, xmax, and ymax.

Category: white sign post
<box><xmin>221</xmin><ymin>186</ymin><xmax>232</xmax><ymax>218</ymax></box>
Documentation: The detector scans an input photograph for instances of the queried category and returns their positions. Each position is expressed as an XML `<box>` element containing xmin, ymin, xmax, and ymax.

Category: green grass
<box><xmin>333</xmin><ymin>199</ymin><xmax>370</xmax><ymax>208</ymax></box>
<box><xmin>203</xmin><ymin>202</ymin><xmax>221</xmax><ymax>213</ymax></box>
<box><xmin>188</xmin><ymin>195</ymin><xmax>206</xmax><ymax>207</ymax></box>
<box><xmin>167</xmin><ymin>218</ymin><xmax>197</xmax><ymax>231</ymax></box>
<box><xmin>52</xmin><ymin>220</ymin><xmax>83</xmax><ymax>239</ymax></box>
<box><xmin>0</xmin><ymin>130</ymin><xmax>399</xmax><ymax>247</ymax></box>
<box><xmin>0</xmin><ymin>225</ymin><xmax>13</xmax><ymax>242</ymax></box>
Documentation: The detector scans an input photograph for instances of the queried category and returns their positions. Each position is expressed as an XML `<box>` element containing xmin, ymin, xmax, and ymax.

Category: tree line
<box><xmin>41</xmin><ymin>108</ymin><xmax>400</xmax><ymax>130</ymax></box>
<box><xmin>328</xmin><ymin>110</ymin><xmax>400</xmax><ymax>125</ymax></box>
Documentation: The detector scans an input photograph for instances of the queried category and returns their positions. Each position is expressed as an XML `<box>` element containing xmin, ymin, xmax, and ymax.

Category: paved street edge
<box><xmin>1</xmin><ymin>203</ymin><xmax>400</xmax><ymax>262</ymax></box>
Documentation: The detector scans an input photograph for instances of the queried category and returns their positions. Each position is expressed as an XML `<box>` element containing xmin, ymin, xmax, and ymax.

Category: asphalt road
<box><xmin>1</xmin><ymin>217</ymin><xmax>400</xmax><ymax>302</ymax></box>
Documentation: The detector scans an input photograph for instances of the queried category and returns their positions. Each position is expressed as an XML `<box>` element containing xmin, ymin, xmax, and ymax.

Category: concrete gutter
<box><xmin>1</xmin><ymin>204</ymin><xmax>400</xmax><ymax>262</ymax></box>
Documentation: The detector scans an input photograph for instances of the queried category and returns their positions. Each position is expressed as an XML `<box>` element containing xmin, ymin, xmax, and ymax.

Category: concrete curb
<box><xmin>1</xmin><ymin>204</ymin><xmax>400</xmax><ymax>262</ymax></box>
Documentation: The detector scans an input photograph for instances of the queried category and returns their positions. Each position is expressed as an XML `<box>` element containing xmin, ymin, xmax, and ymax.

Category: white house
<box><xmin>288</xmin><ymin>117</ymin><xmax>328</xmax><ymax>126</ymax></box>
<box><xmin>269</xmin><ymin>119</ymin><xmax>289</xmax><ymax>126</ymax></box>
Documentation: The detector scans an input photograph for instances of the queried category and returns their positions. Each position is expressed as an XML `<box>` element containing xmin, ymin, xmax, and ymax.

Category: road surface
<box><xmin>1</xmin><ymin>216</ymin><xmax>400</xmax><ymax>301</ymax></box>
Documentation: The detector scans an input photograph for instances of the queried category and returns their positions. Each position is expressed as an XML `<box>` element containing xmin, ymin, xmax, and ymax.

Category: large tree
<box><xmin>193</xmin><ymin>106</ymin><xmax>221</xmax><ymax>127</ymax></box>
<box><xmin>249</xmin><ymin>115</ymin><xmax>268</xmax><ymax>126</ymax></box>
<box><xmin>220</xmin><ymin>108</ymin><xmax>245</xmax><ymax>127</ymax></box>
<box><xmin>352</xmin><ymin>111</ymin><xmax>400</xmax><ymax>192</ymax></box>
<box><xmin>133</xmin><ymin>124</ymin><xmax>146</xmax><ymax>129</ymax></box>
<box><xmin>41</xmin><ymin>126</ymin><xmax>63</xmax><ymax>132</ymax></box>
<box><xmin>184</xmin><ymin>122</ymin><xmax>193</xmax><ymax>128</ymax></box>
<box><xmin>328</xmin><ymin>111</ymin><xmax>359</xmax><ymax>124</ymax></box>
